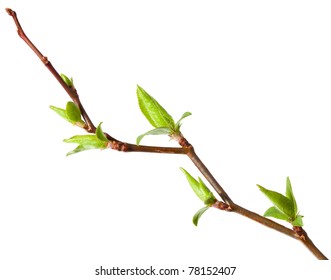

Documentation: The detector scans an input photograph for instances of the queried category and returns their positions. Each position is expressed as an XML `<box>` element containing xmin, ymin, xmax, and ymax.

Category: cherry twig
<box><xmin>6</xmin><ymin>8</ymin><xmax>327</xmax><ymax>260</ymax></box>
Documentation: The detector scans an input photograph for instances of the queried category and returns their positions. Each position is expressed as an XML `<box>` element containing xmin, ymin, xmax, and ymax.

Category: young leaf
<box><xmin>180</xmin><ymin>168</ymin><xmax>216</xmax><ymax>205</ymax></box>
<box><xmin>136</xmin><ymin>85</ymin><xmax>175</xmax><ymax>129</ymax></box>
<box><xmin>50</xmin><ymin>105</ymin><xmax>68</xmax><ymax>121</ymax></box>
<box><xmin>66</xmin><ymin>101</ymin><xmax>82</xmax><ymax>122</ymax></box>
<box><xmin>257</xmin><ymin>185</ymin><xmax>295</xmax><ymax>218</ymax></box>
<box><xmin>136</xmin><ymin>127</ymin><xmax>171</xmax><ymax>145</ymax></box>
<box><xmin>263</xmin><ymin>206</ymin><xmax>290</xmax><ymax>221</ymax></box>
<box><xmin>50</xmin><ymin>103</ymin><xmax>85</xmax><ymax>127</ymax></box>
<box><xmin>286</xmin><ymin>177</ymin><xmax>298</xmax><ymax>215</ymax></box>
<box><xmin>63</xmin><ymin>135</ymin><xmax>107</xmax><ymax>156</ymax></box>
<box><xmin>60</xmin><ymin>73</ymin><xmax>74</xmax><ymax>88</ymax></box>
<box><xmin>292</xmin><ymin>215</ymin><xmax>304</xmax><ymax>227</ymax></box>
<box><xmin>197</xmin><ymin>178</ymin><xmax>216</xmax><ymax>205</ymax></box>
<box><xmin>193</xmin><ymin>206</ymin><xmax>210</xmax><ymax>226</ymax></box>
<box><xmin>175</xmin><ymin>111</ymin><xmax>192</xmax><ymax>131</ymax></box>
<box><xmin>96</xmin><ymin>122</ymin><xmax>109</xmax><ymax>142</ymax></box>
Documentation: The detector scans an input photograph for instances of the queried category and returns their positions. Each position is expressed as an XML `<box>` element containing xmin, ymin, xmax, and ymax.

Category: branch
<box><xmin>6</xmin><ymin>8</ymin><xmax>327</xmax><ymax>260</ymax></box>
<box><xmin>4</xmin><ymin>8</ymin><xmax>189</xmax><ymax>155</ymax></box>
<box><xmin>188</xmin><ymin>148</ymin><xmax>327</xmax><ymax>260</ymax></box>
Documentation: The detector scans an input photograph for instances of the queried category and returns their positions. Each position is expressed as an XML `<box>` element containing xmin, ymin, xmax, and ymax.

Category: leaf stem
<box><xmin>6</xmin><ymin>8</ymin><xmax>327</xmax><ymax>260</ymax></box>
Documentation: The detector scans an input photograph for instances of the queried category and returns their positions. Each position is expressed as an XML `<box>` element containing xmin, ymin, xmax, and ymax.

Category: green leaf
<box><xmin>263</xmin><ymin>206</ymin><xmax>290</xmax><ymax>221</ymax></box>
<box><xmin>50</xmin><ymin>105</ymin><xmax>68</xmax><ymax>121</ymax></box>
<box><xmin>50</xmin><ymin>103</ymin><xmax>85</xmax><ymax>127</ymax></box>
<box><xmin>136</xmin><ymin>127</ymin><xmax>171</xmax><ymax>145</ymax></box>
<box><xmin>193</xmin><ymin>206</ymin><xmax>210</xmax><ymax>226</ymax></box>
<box><xmin>292</xmin><ymin>215</ymin><xmax>304</xmax><ymax>227</ymax></box>
<box><xmin>136</xmin><ymin>85</ymin><xmax>175</xmax><ymax>129</ymax></box>
<box><xmin>96</xmin><ymin>122</ymin><xmax>109</xmax><ymax>142</ymax></box>
<box><xmin>257</xmin><ymin>185</ymin><xmax>295</xmax><ymax>218</ymax></box>
<box><xmin>60</xmin><ymin>73</ymin><xmax>74</xmax><ymax>88</ymax></box>
<box><xmin>66</xmin><ymin>101</ymin><xmax>82</xmax><ymax>122</ymax></box>
<box><xmin>180</xmin><ymin>168</ymin><xmax>216</xmax><ymax>205</ymax></box>
<box><xmin>63</xmin><ymin>135</ymin><xmax>107</xmax><ymax>156</ymax></box>
<box><xmin>286</xmin><ymin>177</ymin><xmax>298</xmax><ymax>215</ymax></box>
<box><xmin>175</xmin><ymin>112</ymin><xmax>192</xmax><ymax>131</ymax></box>
<box><xmin>197</xmin><ymin>178</ymin><xmax>216</xmax><ymax>205</ymax></box>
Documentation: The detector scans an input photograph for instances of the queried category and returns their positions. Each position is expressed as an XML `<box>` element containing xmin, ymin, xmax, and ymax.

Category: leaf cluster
<box><xmin>60</xmin><ymin>73</ymin><xmax>74</xmax><ymax>88</ymax></box>
<box><xmin>180</xmin><ymin>168</ymin><xmax>216</xmax><ymax>226</ymax></box>
<box><xmin>50</xmin><ymin>101</ymin><xmax>85</xmax><ymax>128</ymax></box>
<box><xmin>63</xmin><ymin>123</ymin><xmax>109</xmax><ymax>156</ymax></box>
<box><xmin>136</xmin><ymin>85</ymin><xmax>191</xmax><ymax>144</ymax></box>
<box><xmin>258</xmin><ymin>177</ymin><xmax>303</xmax><ymax>227</ymax></box>
<box><xmin>50</xmin><ymin>99</ymin><xmax>109</xmax><ymax>155</ymax></box>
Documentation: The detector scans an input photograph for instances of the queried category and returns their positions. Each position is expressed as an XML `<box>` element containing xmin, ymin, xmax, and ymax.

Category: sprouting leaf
<box><xmin>263</xmin><ymin>206</ymin><xmax>290</xmax><ymax>221</ymax></box>
<box><xmin>257</xmin><ymin>185</ymin><xmax>295</xmax><ymax>218</ymax></box>
<box><xmin>286</xmin><ymin>177</ymin><xmax>298</xmax><ymax>215</ymax></box>
<box><xmin>136</xmin><ymin>85</ymin><xmax>175</xmax><ymax>129</ymax></box>
<box><xmin>136</xmin><ymin>127</ymin><xmax>171</xmax><ymax>145</ymax></box>
<box><xmin>258</xmin><ymin>179</ymin><xmax>304</xmax><ymax>227</ymax></box>
<box><xmin>50</xmin><ymin>105</ymin><xmax>67</xmax><ymax>121</ymax></box>
<box><xmin>180</xmin><ymin>168</ymin><xmax>216</xmax><ymax>205</ymax></box>
<box><xmin>96</xmin><ymin>122</ymin><xmax>109</xmax><ymax>142</ymax></box>
<box><xmin>136</xmin><ymin>86</ymin><xmax>191</xmax><ymax>143</ymax></box>
<box><xmin>63</xmin><ymin>135</ymin><xmax>107</xmax><ymax>156</ymax></box>
<box><xmin>175</xmin><ymin>111</ymin><xmax>192</xmax><ymax>131</ymax></box>
<box><xmin>197</xmin><ymin>178</ymin><xmax>216</xmax><ymax>205</ymax></box>
<box><xmin>50</xmin><ymin>103</ymin><xmax>85</xmax><ymax>127</ymax></box>
<box><xmin>292</xmin><ymin>215</ymin><xmax>304</xmax><ymax>227</ymax></box>
<box><xmin>193</xmin><ymin>206</ymin><xmax>210</xmax><ymax>226</ymax></box>
<box><xmin>66</xmin><ymin>101</ymin><xmax>82</xmax><ymax>122</ymax></box>
<box><xmin>60</xmin><ymin>73</ymin><xmax>74</xmax><ymax>88</ymax></box>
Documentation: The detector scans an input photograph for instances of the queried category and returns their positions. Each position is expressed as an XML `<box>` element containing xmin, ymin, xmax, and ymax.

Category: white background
<box><xmin>1</xmin><ymin>0</ymin><xmax>330</xmax><ymax>279</ymax></box>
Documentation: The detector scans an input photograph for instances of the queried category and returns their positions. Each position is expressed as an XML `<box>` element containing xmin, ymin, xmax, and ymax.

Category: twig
<box><xmin>187</xmin><ymin>147</ymin><xmax>233</xmax><ymax>205</ymax></box>
<box><xmin>4</xmin><ymin>8</ymin><xmax>188</xmax><ymax>154</ymax></box>
<box><xmin>6</xmin><ymin>8</ymin><xmax>327</xmax><ymax>260</ymax></box>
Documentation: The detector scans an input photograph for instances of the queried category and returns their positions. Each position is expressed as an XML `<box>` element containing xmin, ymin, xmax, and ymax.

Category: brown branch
<box><xmin>187</xmin><ymin>147</ymin><xmax>233</xmax><ymax>205</ymax></box>
<box><xmin>293</xmin><ymin>227</ymin><xmax>328</xmax><ymax>260</ymax></box>
<box><xmin>6</xmin><ymin>8</ymin><xmax>327</xmax><ymax>260</ymax></box>
<box><xmin>5</xmin><ymin>8</ymin><xmax>187</xmax><ymax>155</ymax></box>
<box><xmin>182</xmin><ymin>138</ymin><xmax>326</xmax><ymax>256</ymax></box>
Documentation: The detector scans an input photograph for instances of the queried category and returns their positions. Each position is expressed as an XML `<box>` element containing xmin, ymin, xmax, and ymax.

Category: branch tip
<box><xmin>5</xmin><ymin>8</ymin><xmax>15</xmax><ymax>16</ymax></box>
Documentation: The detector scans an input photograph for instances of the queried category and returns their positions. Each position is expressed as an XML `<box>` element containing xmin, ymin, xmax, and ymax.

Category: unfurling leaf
<box><xmin>136</xmin><ymin>127</ymin><xmax>171</xmax><ymax>145</ymax></box>
<box><xmin>50</xmin><ymin>102</ymin><xmax>85</xmax><ymax>127</ymax></box>
<box><xmin>292</xmin><ymin>215</ymin><xmax>304</xmax><ymax>227</ymax></box>
<box><xmin>136</xmin><ymin>86</ymin><xmax>191</xmax><ymax>143</ymax></box>
<box><xmin>193</xmin><ymin>206</ymin><xmax>210</xmax><ymax>226</ymax></box>
<box><xmin>257</xmin><ymin>178</ymin><xmax>304</xmax><ymax>227</ymax></box>
<box><xmin>66</xmin><ymin>101</ymin><xmax>81</xmax><ymax>122</ymax></box>
<box><xmin>50</xmin><ymin>105</ymin><xmax>67</xmax><ymax>120</ymax></box>
<box><xmin>136</xmin><ymin>85</ymin><xmax>175</xmax><ymax>129</ymax></box>
<box><xmin>286</xmin><ymin>177</ymin><xmax>298</xmax><ymax>215</ymax></box>
<box><xmin>60</xmin><ymin>73</ymin><xmax>74</xmax><ymax>88</ymax></box>
<box><xmin>63</xmin><ymin>134</ymin><xmax>108</xmax><ymax>156</ymax></box>
<box><xmin>263</xmin><ymin>206</ymin><xmax>289</xmax><ymax>221</ymax></box>
<box><xmin>96</xmin><ymin>122</ymin><xmax>109</xmax><ymax>142</ymax></box>
<box><xmin>257</xmin><ymin>185</ymin><xmax>294</xmax><ymax>218</ymax></box>
<box><xmin>175</xmin><ymin>111</ymin><xmax>192</xmax><ymax>131</ymax></box>
<box><xmin>180</xmin><ymin>168</ymin><xmax>216</xmax><ymax>205</ymax></box>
